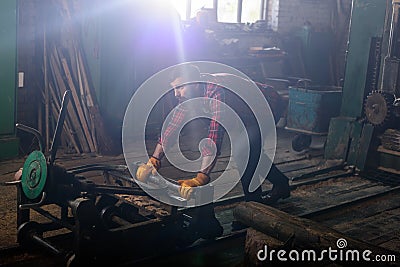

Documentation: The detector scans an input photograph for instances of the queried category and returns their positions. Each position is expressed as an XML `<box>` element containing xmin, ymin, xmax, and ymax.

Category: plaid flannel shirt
<box><xmin>159</xmin><ymin>82</ymin><xmax>225</xmax><ymax>156</ymax></box>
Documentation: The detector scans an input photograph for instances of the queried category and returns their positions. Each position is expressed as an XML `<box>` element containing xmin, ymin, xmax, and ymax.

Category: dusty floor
<box><xmin>1</xmin><ymin>128</ymin><xmax>399</xmax><ymax>266</ymax></box>
<box><xmin>0</xmin><ymin>157</ymin><xmax>24</xmax><ymax>248</ymax></box>
<box><xmin>0</xmin><ymin>128</ymin><xmax>316</xmax><ymax>249</ymax></box>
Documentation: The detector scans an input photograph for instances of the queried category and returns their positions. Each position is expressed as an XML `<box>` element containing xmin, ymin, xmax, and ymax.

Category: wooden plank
<box><xmin>50</xmin><ymin>48</ymin><xmax>90</xmax><ymax>153</ymax></box>
<box><xmin>78</xmin><ymin>48</ymin><xmax>115</xmax><ymax>154</ymax></box>
<box><xmin>43</xmin><ymin>24</ymin><xmax>50</xmax><ymax>151</ymax></box>
<box><xmin>278</xmin><ymin>177</ymin><xmax>391</xmax><ymax>216</ymax></box>
<box><xmin>338</xmin><ymin>209</ymin><xmax>400</xmax><ymax>246</ymax></box>
<box><xmin>75</xmin><ymin>49</ymin><xmax>97</xmax><ymax>153</ymax></box>
<box><xmin>49</xmin><ymin>83</ymin><xmax>81</xmax><ymax>154</ymax></box>
<box><xmin>61</xmin><ymin>57</ymin><xmax>96</xmax><ymax>152</ymax></box>
<box><xmin>312</xmin><ymin>191</ymin><xmax>400</xmax><ymax>226</ymax></box>
<box><xmin>77</xmin><ymin>50</ymin><xmax>114</xmax><ymax>154</ymax></box>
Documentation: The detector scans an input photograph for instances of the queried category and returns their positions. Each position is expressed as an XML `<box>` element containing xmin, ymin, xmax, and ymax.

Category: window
<box><xmin>170</xmin><ymin>0</ymin><xmax>213</xmax><ymax>20</ymax></box>
<box><xmin>170</xmin><ymin>0</ymin><xmax>264</xmax><ymax>23</ymax></box>
<box><xmin>170</xmin><ymin>0</ymin><xmax>188</xmax><ymax>20</ymax></box>
<box><xmin>241</xmin><ymin>0</ymin><xmax>262</xmax><ymax>23</ymax></box>
<box><xmin>191</xmin><ymin>0</ymin><xmax>214</xmax><ymax>18</ymax></box>
<box><xmin>217</xmin><ymin>0</ymin><xmax>238</xmax><ymax>23</ymax></box>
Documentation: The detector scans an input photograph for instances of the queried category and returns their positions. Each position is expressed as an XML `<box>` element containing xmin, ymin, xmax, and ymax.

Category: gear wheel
<box><xmin>364</xmin><ymin>91</ymin><xmax>395</xmax><ymax>126</ymax></box>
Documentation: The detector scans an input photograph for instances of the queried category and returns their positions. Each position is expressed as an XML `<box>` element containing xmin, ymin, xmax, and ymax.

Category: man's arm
<box><xmin>157</xmin><ymin>103</ymin><xmax>187</xmax><ymax>157</ymax></box>
<box><xmin>136</xmin><ymin>103</ymin><xmax>185</xmax><ymax>182</ymax></box>
<box><xmin>152</xmin><ymin>142</ymin><xmax>164</xmax><ymax>160</ymax></box>
<box><xmin>199</xmin><ymin>84</ymin><xmax>225</xmax><ymax>175</ymax></box>
<box><xmin>178</xmin><ymin>85</ymin><xmax>225</xmax><ymax>199</ymax></box>
<box><xmin>200</xmin><ymin>155</ymin><xmax>216</xmax><ymax>175</ymax></box>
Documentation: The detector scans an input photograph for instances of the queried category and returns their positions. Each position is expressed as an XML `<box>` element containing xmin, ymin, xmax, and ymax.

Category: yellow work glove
<box><xmin>136</xmin><ymin>156</ymin><xmax>161</xmax><ymax>182</ymax></box>
<box><xmin>178</xmin><ymin>172</ymin><xmax>210</xmax><ymax>200</ymax></box>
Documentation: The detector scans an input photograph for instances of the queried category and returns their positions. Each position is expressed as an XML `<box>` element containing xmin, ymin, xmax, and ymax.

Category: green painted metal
<box><xmin>0</xmin><ymin>0</ymin><xmax>17</xmax><ymax>135</ymax></box>
<box><xmin>286</xmin><ymin>86</ymin><xmax>342</xmax><ymax>135</ymax></box>
<box><xmin>21</xmin><ymin>151</ymin><xmax>47</xmax><ymax>200</ymax></box>
<box><xmin>355</xmin><ymin>123</ymin><xmax>374</xmax><ymax>170</ymax></box>
<box><xmin>0</xmin><ymin>137</ymin><xmax>19</xmax><ymax>160</ymax></box>
<box><xmin>346</xmin><ymin>120</ymin><xmax>363</xmax><ymax>165</ymax></box>
<box><xmin>324</xmin><ymin>117</ymin><xmax>355</xmax><ymax>160</ymax></box>
<box><xmin>325</xmin><ymin>0</ymin><xmax>390</xmax><ymax>161</ymax></box>
<box><xmin>340</xmin><ymin>0</ymin><xmax>389</xmax><ymax>118</ymax></box>
<box><xmin>0</xmin><ymin>0</ymin><xmax>18</xmax><ymax>159</ymax></box>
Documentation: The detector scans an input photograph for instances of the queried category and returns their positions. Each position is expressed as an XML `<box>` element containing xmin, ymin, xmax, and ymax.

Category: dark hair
<box><xmin>170</xmin><ymin>64</ymin><xmax>201</xmax><ymax>82</ymax></box>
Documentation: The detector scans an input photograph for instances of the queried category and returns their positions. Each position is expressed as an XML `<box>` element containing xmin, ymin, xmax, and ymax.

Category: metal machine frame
<box><xmin>7</xmin><ymin>91</ymin><xmax>214</xmax><ymax>266</ymax></box>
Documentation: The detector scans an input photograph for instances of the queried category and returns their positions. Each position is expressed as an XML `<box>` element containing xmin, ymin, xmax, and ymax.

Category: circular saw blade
<box><xmin>364</xmin><ymin>91</ymin><xmax>394</xmax><ymax>126</ymax></box>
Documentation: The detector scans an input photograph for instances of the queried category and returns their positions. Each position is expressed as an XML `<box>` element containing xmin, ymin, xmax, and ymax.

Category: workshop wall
<box><xmin>17</xmin><ymin>0</ymin><xmax>42</xmax><ymax>153</ymax></box>
<box><xmin>267</xmin><ymin>0</ymin><xmax>348</xmax><ymax>33</ymax></box>
<box><xmin>269</xmin><ymin>0</ymin><xmax>353</xmax><ymax>85</ymax></box>
<box><xmin>12</xmin><ymin>0</ymin><xmax>353</xmax><ymax>156</ymax></box>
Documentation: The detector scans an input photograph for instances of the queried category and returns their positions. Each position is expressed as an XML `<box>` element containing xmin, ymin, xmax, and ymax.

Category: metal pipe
<box><xmin>0</xmin><ymin>180</ymin><xmax>21</xmax><ymax>186</ymax></box>
<box><xmin>19</xmin><ymin>192</ymin><xmax>47</xmax><ymax>210</ymax></box>
<box><xmin>31</xmin><ymin>234</ymin><xmax>62</xmax><ymax>255</ymax></box>
<box><xmin>67</xmin><ymin>164</ymin><xmax>128</xmax><ymax>174</ymax></box>
<box><xmin>111</xmin><ymin>215</ymin><xmax>132</xmax><ymax>227</ymax></box>
<box><xmin>32</xmin><ymin>206</ymin><xmax>74</xmax><ymax>231</ymax></box>
<box><xmin>93</xmin><ymin>185</ymin><xmax>149</xmax><ymax>196</ymax></box>
<box><xmin>237</xmin><ymin>0</ymin><xmax>243</xmax><ymax>22</ymax></box>
<box><xmin>49</xmin><ymin>90</ymin><xmax>70</xmax><ymax>165</ymax></box>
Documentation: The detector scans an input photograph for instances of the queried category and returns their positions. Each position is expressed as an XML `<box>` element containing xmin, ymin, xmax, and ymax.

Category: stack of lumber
<box><xmin>381</xmin><ymin>129</ymin><xmax>400</xmax><ymax>152</ymax></box>
<box><xmin>40</xmin><ymin>0</ymin><xmax>113</xmax><ymax>155</ymax></box>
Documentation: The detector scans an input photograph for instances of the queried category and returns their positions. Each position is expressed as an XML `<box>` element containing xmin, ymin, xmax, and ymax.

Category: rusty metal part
<box><xmin>118</xmin><ymin>195</ymin><xmax>172</xmax><ymax>218</ymax></box>
<box><xmin>364</xmin><ymin>90</ymin><xmax>395</xmax><ymax>126</ymax></box>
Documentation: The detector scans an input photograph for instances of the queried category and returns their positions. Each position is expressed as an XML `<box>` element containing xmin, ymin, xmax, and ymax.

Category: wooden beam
<box><xmin>61</xmin><ymin>57</ymin><xmax>96</xmax><ymax>152</ymax></box>
<box><xmin>50</xmin><ymin>48</ymin><xmax>90</xmax><ymax>153</ymax></box>
<box><xmin>234</xmin><ymin>201</ymin><xmax>399</xmax><ymax>257</ymax></box>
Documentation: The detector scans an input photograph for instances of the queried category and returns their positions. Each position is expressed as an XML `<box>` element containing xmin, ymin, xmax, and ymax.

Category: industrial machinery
<box><xmin>364</xmin><ymin>0</ymin><xmax>400</xmax><ymax>129</ymax></box>
<box><xmin>325</xmin><ymin>0</ymin><xmax>400</xmax><ymax>175</ymax></box>
<box><xmin>6</xmin><ymin>91</ymin><xmax>213</xmax><ymax>266</ymax></box>
<box><xmin>362</xmin><ymin>0</ymin><xmax>400</xmax><ymax>173</ymax></box>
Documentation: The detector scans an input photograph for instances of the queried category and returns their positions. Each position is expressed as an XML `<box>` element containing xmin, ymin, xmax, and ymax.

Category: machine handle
<box><xmin>296</xmin><ymin>79</ymin><xmax>312</xmax><ymax>88</ymax></box>
<box><xmin>16</xmin><ymin>124</ymin><xmax>44</xmax><ymax>153</ymax></box>
<box><xmin>49</xmin><ymin>90</ymin><xmax>70</xmax><ymax>165</ymax></box>
<box><xmin>0</xmin><ymin>180</ymin><xmax>21</xmax><ymax>186</ymax></box>
<box><xmin>19</xmin><ymin>192</ymin><xmax>47</xmax><ymax>210</ymax></box>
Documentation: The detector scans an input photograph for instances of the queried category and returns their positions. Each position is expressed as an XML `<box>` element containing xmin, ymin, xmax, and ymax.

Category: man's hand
<box><xmin>178</xmin><ymin>172</ymin><xmax>210</xmax><ymax>199</ymax></box>
<box><xmin>136</xmin><ymin>157</ymin><xmax>161</xmax><ymax>182</ymax></box>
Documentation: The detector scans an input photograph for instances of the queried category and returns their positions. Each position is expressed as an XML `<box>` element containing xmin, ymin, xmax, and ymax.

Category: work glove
<box><xmin>178</xmin><ymin>172</ymin><xmax>210</xmax><ymax>200</ymax></box>
<box><xmin>135</xmin><ymin>156</ymin><xmax>161</xmax><ymax>182</ymax></box>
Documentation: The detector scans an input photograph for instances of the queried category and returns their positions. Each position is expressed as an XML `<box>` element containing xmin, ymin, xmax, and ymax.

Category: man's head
<box><xmin>170</xmin><ymin>65</ymin><xmax>202</xmax><ymax>101</ymax></box>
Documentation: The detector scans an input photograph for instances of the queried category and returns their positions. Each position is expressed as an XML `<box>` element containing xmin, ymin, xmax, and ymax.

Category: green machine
<box><xmin>0</xmin><ymin>0</ymin><xmax>19</xmax><ymax>160</ymax></box>
<box><xmin>325</xmin><ymin>0</ymin><xmax>400</xmax><ymax>174</ymax></box>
